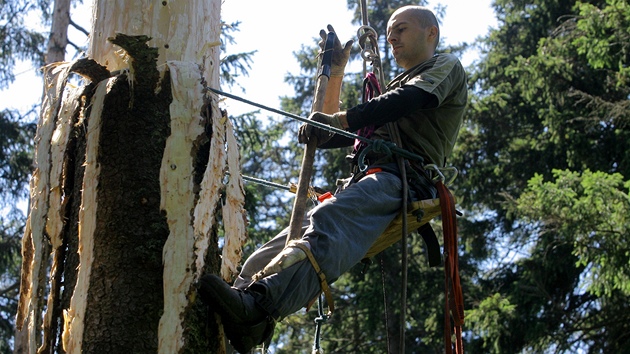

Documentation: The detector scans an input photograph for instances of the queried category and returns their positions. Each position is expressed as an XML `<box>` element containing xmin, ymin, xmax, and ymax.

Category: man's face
<box><xmin>386</xmin><ymin>9</ymin><xmax>436</xmax><ymax>70</ymax></box>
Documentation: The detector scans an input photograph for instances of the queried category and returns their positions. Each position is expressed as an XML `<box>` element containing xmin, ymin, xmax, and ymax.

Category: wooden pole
<box><xmin>286</xmin><ymin>32</ymin><xmax>335</xmax><ymax>245</ymax></box>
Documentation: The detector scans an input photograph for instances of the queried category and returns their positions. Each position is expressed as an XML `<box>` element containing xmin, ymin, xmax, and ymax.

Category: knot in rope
<box><xmin>314</xmin><ymin>313</ymin><xmax>329</xmax><ymax>325</ymax></box>
<box><xmin>312</xmin><ymin>296</ymin><xmax>330</xmax><ymax>354</ymax></box>
<box><xmin>371</xmin><ymin>139</ymin><xmax>394</xmax><ymax>154</ymax></box>
<box><xmin>357</xmin><ymin>139</ymin><xmax>396</xmax><ymax>171</ymax></box>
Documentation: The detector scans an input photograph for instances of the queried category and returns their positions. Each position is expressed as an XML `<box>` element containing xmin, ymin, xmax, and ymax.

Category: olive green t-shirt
<box><xmin>371</xmin><ymin>53</ymin><xmax>467</xmax><ymax>167</ymax></box>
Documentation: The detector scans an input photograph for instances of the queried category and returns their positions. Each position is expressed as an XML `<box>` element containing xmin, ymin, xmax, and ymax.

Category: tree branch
<box><xmin>70</xmin><ymin>18</ymin><xmax>90</xmax><ymax>36</ymax></box>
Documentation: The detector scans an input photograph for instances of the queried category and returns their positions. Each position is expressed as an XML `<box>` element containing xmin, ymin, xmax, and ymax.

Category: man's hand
<box><xmin>319</xmin><ymin>25</ymin><xmax>353</xmax><ymax>77</ymax></box>
<box><xmin>298</xmin><ymin>112</ymin><xmax>345</xmax><ymax>145</ymax></box>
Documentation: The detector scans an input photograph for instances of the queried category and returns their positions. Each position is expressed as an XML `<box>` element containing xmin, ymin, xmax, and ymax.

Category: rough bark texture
<box><xmin>72</xmin><ymin>46</ymin><xmax>171</xmax><ymax>352</ymax></box>
<box><xmin>16</xmin><ymin>0</ymin><xmax>246</xmax><ymax>352</ymax></box>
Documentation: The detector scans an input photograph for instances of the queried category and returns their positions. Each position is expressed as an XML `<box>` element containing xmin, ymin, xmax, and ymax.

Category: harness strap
<box><xmin>418</xmin><ymin>223</ymin><xmax>442</xmax><ymax>267</ymax></box>
<box><xmin>436</xmin><ymin>181</ymin><xmax>464</xmax><ymax>354</ymax></box>
<box><xmin>292</xmin><ymin>241</ymin><xmax>335</xmax><ymax>316</ymax></box>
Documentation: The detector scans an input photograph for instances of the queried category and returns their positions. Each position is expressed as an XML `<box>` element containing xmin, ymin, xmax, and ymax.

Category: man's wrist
<box><xmin>333</xmin><ymin>112</ymin><xmax>349</xmax><ymax>129</ymax></box>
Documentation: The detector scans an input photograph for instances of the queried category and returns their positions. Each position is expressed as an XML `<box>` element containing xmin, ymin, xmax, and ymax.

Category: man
<box><xmin>199</xmin><ymin>5</ymin><xmax>467</xmax><ymax>353</ymax></box>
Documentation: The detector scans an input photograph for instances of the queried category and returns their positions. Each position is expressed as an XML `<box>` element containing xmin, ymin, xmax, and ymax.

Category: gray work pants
<box><xmin>234</xmin><ymin>170</ymin><xmax>405</xmax><ymax>319</ymax></box>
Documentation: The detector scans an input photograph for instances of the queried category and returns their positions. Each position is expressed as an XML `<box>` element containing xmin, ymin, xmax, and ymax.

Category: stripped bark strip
<box><xmin>220</xmin><ymin>121</ymin><xmax>247</xmax><ymax>280</ymax></box>
<box><xmin>192</xmin><ymin>98</ymin><xmax>226</xmax><ymax>280</ymax></box>
<box><xmin>157</xmin><ymin>61</ymin><xmax>207</xmax><ymax>354</ymax></box>
<box><xmin>62</xmin><ymin>77</ymin><xmax>115</xmax><ymax>354</ymax></box>
<box><xmin>15</xmin><ymin>62</ymin><xmax>73</xmax><ymax>353</ymax></box>
<box><xmin>46</xmin><ymin>83</ymin><xmax>80</xmax><ymax>254</ymax></box>
<box><xmin>40</xmin><ymin>85</ymin><xmax>83</xmax><ymax>353</ymax></box>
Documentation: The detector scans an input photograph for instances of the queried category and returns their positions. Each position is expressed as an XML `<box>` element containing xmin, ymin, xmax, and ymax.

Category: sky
<box><xmin>1</xmin><ymin>0</ymin><xmax>497</xmax><ymax>117</ymax></box>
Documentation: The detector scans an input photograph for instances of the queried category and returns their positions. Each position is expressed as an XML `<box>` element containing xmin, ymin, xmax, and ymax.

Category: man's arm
<box><xmin>345</xmin><ymin>85</ymin><xmax>438</xmax><ymax>131</ymax></box>
<box><xmin>315</xmin><ymin>77</ymin><xmax>354</xmax><ymax>148</ymax></box>
<box><xmin>322</xmin><ymin>75</ymin><xmax>344</xmax><ymax>116</ymax></box>
<box><xmin>322</xmin><ymin>75</ymin><xmax>350</xmax><ymax>129</ymax></box>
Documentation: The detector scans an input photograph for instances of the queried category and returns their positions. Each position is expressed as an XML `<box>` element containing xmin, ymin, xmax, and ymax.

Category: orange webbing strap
<box><xmin>293</xmin><ymin>242</ymin><xmax>335</xmax><ymax>316</ymax></box>
<box><xmin>436</xmin><ymin>181</ymin><xmax>465</xmax><ymax>354</ymax></box>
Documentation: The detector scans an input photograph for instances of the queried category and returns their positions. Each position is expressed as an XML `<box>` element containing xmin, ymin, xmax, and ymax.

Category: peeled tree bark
<box><xmin>15</xmin><ymin>0</ymin><xmax>247</xmax><ymax>353</ymax></box>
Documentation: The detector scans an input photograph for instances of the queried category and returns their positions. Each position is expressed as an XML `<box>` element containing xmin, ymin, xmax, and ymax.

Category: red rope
<box><xmin>353</xmin><ymin>72</ymin><xmax>381</xmax><ymax>152</ymax></box>
<box><xmin>437</xmin><ymin>181</ymin><xmax>464</xmax><ymax>354</ymax></box>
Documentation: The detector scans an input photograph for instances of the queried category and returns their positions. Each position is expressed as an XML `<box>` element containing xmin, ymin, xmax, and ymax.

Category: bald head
<box><xmin>390</xmin><ymin>6</ymin><xmax>440</xmax><ymax>50</ymax></box>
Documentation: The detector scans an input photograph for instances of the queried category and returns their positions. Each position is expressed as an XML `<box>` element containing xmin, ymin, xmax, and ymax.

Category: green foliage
<box><xmin>466</xmin><ymin>169</ymin><xmax>630</xmax><ymax>353</ymax></box>
<box><xmin>0</xmin><ymin>0</ymin><xmax>50</xmax><ymax>89</ymax></box>
<box><xmin>572</xmin><ymin>0</ymin><xmax>630</xmax><ymax>86</ymax></box>
<box><xmin>517</xmin><ymin>169</ymin><xmax>630</xmax><ymax>297</ymax></box>
<box><xmin>452</xmin><ymin>0</ymin><xmax>630</xmax><ymax>352</ymax></box>
<box><xmin>0</xmin><ymin>214</ymin><xmax>23</xmax><ymax>354</ymax></box>
<box><xmin>0</xmin><ymin>110</ymin><xmax>36</xmax><ymax>203</ymax></box>
<box><xmin>466</xmin><ymin>293</ymin><xmax>516</xmax><ymax>352</ymax></box>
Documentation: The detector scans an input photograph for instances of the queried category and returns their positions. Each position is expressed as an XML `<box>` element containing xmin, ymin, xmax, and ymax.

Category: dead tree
<box><xmin>15</xmin><ymin>1</ymin><xmax>246</xmax><ymax>353</ymax></box>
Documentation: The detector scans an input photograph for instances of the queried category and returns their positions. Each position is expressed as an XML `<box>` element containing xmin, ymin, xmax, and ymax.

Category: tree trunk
<box><xmin>46</xmin><ymin>0</ymin><xmax>70</xmax><ymax>64</ymax></box>
<box><xmin>15</xmin><ymin>1</ymin><xmax>246</xmax><ymax>353</ymax></box>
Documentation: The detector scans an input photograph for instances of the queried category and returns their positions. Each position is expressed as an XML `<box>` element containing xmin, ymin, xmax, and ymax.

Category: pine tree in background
<box><xmin>454</xmin><ymin>0</ymin><xmax>630</xmax><ymax>352</ymax></box>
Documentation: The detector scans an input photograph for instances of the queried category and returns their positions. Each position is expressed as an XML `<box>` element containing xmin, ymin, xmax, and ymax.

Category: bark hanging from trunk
<box><xmin>16</xmin><ymin>61</ymin><xmax>80</xmax><ymax>354</ymax></box>
<box><xmin>16</xmin><ymin>0</ymin><xmax>247</xmax><ymax>351</ymax></box>
<box><xmin>16</xmin><ymin>27</ymin><xmax>245</xmax><ymax>354</ymax></box>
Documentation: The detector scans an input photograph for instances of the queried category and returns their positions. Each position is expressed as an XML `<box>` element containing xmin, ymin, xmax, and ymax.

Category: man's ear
<box><xmin>428</xmin><ymin>25</ymin><xmax>439</xmax><ymax>48</ymax></box>
<box><xmin>428</xmin><ymin>25</ymin><xmax>438</xmax><ymax>41</ymax></box>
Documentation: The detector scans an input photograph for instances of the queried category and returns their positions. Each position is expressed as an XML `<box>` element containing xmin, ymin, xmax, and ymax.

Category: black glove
<box><xmin>298</xmin><ymin>112</ymin><xmax>344</xmax><ymax>145</ymax></box>
<box><xmin>319</xmin><ymin>25</ymin><xmax>354</xmax><ymax>77</ymax></box>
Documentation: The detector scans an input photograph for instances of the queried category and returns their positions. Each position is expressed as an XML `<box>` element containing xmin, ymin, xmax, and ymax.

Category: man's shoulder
<box><xmin>436</xmin><ymin>52</ymin><xmax>460</xmax><ymax>61</ymax></box>
<box><xmin>408</xmin><ymin>53</ymin><xmax>464</xmax><ymax>76</ymax></box>
<box><xmin>433</xmin><ymin>53</ymin><xmax>464</xmax><ymax>70</ymax></box>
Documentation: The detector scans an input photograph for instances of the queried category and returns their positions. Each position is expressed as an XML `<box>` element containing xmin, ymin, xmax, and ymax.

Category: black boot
<box><xmin>198</xmin><ymin>274</ymin><xmax>275</xmax><ymax>353</ymax></box>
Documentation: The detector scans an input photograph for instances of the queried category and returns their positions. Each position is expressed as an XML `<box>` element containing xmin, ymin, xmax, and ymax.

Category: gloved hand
<box><xmin>298</xmin><ymin>112</ymin><xmax>344</xmax><ymax>145</ymax></box>
<box><xmin>319</xmin><ymin>25</ymin><xmax>354</xmax><ymax>77</ymax></box>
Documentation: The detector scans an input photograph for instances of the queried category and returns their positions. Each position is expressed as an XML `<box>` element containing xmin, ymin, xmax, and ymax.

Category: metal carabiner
<box><xmin>424</xmin><ymin>164</ymin><xmax>459</xmax><ymax>186</ymax></box>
